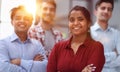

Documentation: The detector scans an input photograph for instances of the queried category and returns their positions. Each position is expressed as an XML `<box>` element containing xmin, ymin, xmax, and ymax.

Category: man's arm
<box><xmin>20</xmin><ymin>41</ymin><xmax>47</xmax><ymax>72</ymax></box>
<box><xmin>10</xmin><ymin>54</ymin><xmax>47</xmax><ymax>72</ymax></box>
<box><xmin>108</xmin><ymin>31</ymin><xmax>120</xmax><ymax>67</ymax></box>
<box><xmin>0</xmin><ymin>43</ymin><xmax>27</xmax><ymax>72</ymax></box>
<box><xmin>30</xmin><ymin>43</ymin><xmax>47</xmax><ymax>72</ymax></box>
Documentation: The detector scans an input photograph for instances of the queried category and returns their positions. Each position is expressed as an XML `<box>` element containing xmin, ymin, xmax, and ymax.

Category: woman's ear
<box><xmin>87</xmin><ymin>21</ymin><xmax>91</xmax><ymax>32</ymax></box>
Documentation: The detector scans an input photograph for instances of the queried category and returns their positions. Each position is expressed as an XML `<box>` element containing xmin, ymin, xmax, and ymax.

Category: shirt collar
<box><xmin>92</xmin><ymin>22</ymin><xmax>101</xmax><ymax>31</ymax></box>
<box><xmin>65</xmin><ymin>36</ymin><xmax>92</xmax><ymax>49</ymax></box>
<box><xmin>10</xmin><ymin>32</ymin><xmax>31</xmax><ymax>43</ymax></box>
<box><xmin>10</xmin><ymin>32</ymin><xmax>19</xmax><ymax>42</ymax></box>
<box><xmin>92</xmin><ymin>22</ymin><xmax>112</xmax><ymax>32</ymax></box>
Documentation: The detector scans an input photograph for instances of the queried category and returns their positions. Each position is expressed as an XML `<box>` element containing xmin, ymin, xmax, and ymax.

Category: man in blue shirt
<box><xmin>0</xmin><ymin>5</ymin><xmax>47</xmax><ymax>72</ymax></box>
<box><xmin>90</xmin><ymin>0</ymin><xmax>120</xmax><ymax>72</ymax></box>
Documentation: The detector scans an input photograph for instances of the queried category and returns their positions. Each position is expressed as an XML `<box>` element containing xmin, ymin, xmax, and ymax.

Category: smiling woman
<box><xmin>0</xmin><ymin>0</ymin><xmax>36</xmax><ymax>39</ymax></box>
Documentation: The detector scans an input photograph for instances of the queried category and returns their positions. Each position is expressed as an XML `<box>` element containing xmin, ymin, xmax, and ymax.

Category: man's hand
<box><xmin>82</xmin><ymin>64</ymin><xmax>96</xmax><ymax>72</ymax></box>
<box><xmin>10</xmin><ymin>58</ymin><xmax>21</xmax><ymax>66</ymax></box>
<box><xmin>33</xmin><ymin>54</ymin><xmax>44</xmax><ymax>61</ymax></box>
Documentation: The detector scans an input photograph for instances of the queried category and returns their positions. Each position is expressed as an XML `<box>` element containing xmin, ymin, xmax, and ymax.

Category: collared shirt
<box><xmin>47</xmin><ymin>36</ymin><xmax>105</xmax><ymax>72</ymax></box>
<box><xmin>28</xmin><ymin>23</ymin><xmax>63</xmax><ymax>56</ymax></box>
<box><xmin>0</xmin><ymin>32</ymin><xmax>47</xmax><ymax>72</ymax></box>
<box><xmin>90</xmin><ymin>22</ymin><xmax>120</xmax><ymax>72</ymax></box>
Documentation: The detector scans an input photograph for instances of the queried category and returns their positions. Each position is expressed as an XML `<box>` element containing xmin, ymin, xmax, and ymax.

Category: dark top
<box><xmin>47</xmin><ymin>36</ymin><xmax>105</xmax><ymax>72</ymax></box>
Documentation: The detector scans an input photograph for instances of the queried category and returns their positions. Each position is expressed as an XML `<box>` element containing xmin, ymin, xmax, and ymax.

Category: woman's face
<box><xmin>69</xmin><ymin>10</ymin><xmax>90</xmax><ymax>36</ymax></box>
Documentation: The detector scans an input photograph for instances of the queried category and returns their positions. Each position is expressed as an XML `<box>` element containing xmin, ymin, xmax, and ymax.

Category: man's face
<box><xmin>40</xmin><ymin>2</ymin><xmax>56</xmax><ymax>24</ymax></box>
<box><xmin>95</xmin><ymin>2</ymin><xmax>113</xmax><ymax>22</ymax></box>
<box><xmin>11</xmin><ymin>10</ymin><xmax>33</xmax><ymax>33</ymax></box>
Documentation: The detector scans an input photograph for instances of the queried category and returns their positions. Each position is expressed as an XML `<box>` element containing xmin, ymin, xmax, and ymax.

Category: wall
<box><xmin>0</xmin><ymin>0</ymin><xmax>120</xmax><ymax>39</ymax></box>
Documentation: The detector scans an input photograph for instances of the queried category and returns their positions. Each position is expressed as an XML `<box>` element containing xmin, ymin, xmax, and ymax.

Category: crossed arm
<box><xmin>0</xmin><ymin>45</ymin><xmax>47</xmax><ymax>72</ymax></box>
<box><xmin>0</xmin><ymin>53</ymin><xmax>47</xmax><ymax>72</ymax></box>
<box><xmin>10</xmin><ymin>54</ymin><xmax>45</xmax><ymax>66</ymax></box>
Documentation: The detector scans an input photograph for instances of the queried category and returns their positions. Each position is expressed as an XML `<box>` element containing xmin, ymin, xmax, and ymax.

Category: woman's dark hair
<box><xmin>68</xmin><ymin>5</ymin><xmax>91</xmax><ymax>23</ymax></box>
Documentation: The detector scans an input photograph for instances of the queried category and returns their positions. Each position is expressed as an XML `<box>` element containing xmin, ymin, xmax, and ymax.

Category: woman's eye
<box><xmin>78</xmin><ymin>17</ymin><xmax>84</xmax><ymax>21</ymax></box>
<box><xmin>69</xmin><ymin>17</ymin><xmax>75</xmax><ymax>22</ymax></box>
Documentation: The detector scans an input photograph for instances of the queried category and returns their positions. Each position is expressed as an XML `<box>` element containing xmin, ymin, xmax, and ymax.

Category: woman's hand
<box><xmin>82</xmin><ymin>64</ymin><xmax>96</xmax><ymax>72</ymax></box>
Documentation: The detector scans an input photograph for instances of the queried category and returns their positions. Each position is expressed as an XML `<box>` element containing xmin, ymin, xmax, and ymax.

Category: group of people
<box><xmin>0</xmin><ymin>0</ymin><xmax>120</xmax><ymax>72</ymax></box>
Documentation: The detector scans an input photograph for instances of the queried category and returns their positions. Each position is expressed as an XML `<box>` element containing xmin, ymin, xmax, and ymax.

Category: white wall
<box><xmin>0</xmin><ymin>0</ymin><xmax>35</xmax><ymax>39</ymax></box>
<box><xmin>109</xmin><ymin>0</ymin><xmax>120</xmax><ymax>30</ymax></box>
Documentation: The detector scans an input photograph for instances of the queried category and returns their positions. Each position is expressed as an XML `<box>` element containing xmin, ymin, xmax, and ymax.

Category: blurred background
<box><xmin>0</xmin><ymin>0</ymin><xmax>120</xmax><ymax>39</ymax></box>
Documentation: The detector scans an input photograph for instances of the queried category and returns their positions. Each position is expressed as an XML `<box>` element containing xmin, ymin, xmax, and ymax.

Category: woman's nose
<box><xmin>74</xmin><ymin>20</ymin><xmax>79</xmax><ymax>25</ymax></box>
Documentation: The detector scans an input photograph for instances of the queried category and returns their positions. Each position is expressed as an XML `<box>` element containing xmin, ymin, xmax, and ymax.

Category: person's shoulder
<box><xmin>94</xmin><ymin>40</ymin><xmax>102</xmax><ymax>45</ymax></box>
<box><xmin>30</xmin><ymin>38</ymin><xmax>42</xmax><ymax>45</ymax></box>
<box><xmin>108</xmin><ymin>27</ymin><xmax>120</xmax><ymax>37</ymax></box>
<box><xmin>55</xmin><ymin>38</ymin><xmax>69</xmax><ymax>47</ymax></box>
<box><xmin>53</xmin><ymin>29</ymin><xmax>61</xmax><ymax>34</ymax></box>
<box><xmin>30</xmin><ymin>38</ymin><xmax>44</xmax><ymax>49</ymax></box>
<box><xmin>52</xmin><ymin>28</ymin><xmax>63</xmax><ymax>39</ymax></box>
<box><xmin>30</xmin><ymin>24</ymin><xmax>42</xmax><ymax>30</ymax></box>
<box><xmin>0</xmin><ymin>36</ymin><xmax>11</xmax><ymax>46</ymax></box>
<box><xmin>87</xmin><ymin>40</ymin><xmax>104</xmax><ymax>55</ymax></box>
<box><xmin>91</xmin><ymin>39</ymin><xmax>103</xmax><ymax>49</ymax></box>
<box><xmin>29</xmin><ymin>25</ymin><xmax>44</xmax><ymax>35</ymax></box>
<box><xmin>0</xmin><ymin>35</ymin><xmax>11</xmax><ymax>42</ymax></box>
<box><xmin>53</xmin><ymin>39</ymin><xmax>69</xmax><ymax>52</ymax></box>
<box><xmin>110</xmin><ymin>27</ymin><xmax>120</xmax><ymax>32</ymax></box>
<box><xmin>90</xmin><ymin>22</ymin><xmax>99</xmax><ymax>30</ymax></box>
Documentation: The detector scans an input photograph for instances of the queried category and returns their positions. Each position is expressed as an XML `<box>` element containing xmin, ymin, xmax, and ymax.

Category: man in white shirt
<box><xmin>90</xmin><ymin>0</ymin><xmax>120</xmax><ymax>72</ymax></box>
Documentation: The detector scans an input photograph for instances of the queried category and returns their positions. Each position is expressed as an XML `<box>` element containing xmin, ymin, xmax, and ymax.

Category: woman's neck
<box><xmin>72</xmin><ymin>34</ymin><xmax>87</xmax><ymax>43</ymax></box>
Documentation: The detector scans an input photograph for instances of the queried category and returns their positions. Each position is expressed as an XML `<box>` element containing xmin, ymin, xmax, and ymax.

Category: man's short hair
<box><xmin>10</xmin><ymin>5</ymin><xmax>33</xmax><ymax>20</ymax></box>
<box><xmin>36</xmin><ymin>0</ymin><xmax>56</xmax><ymax>8</ymax></box>
<box><xmin>95</xmin><ymin>0</ymin><xmax>114</xmax><ymax>10</ymax></box>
